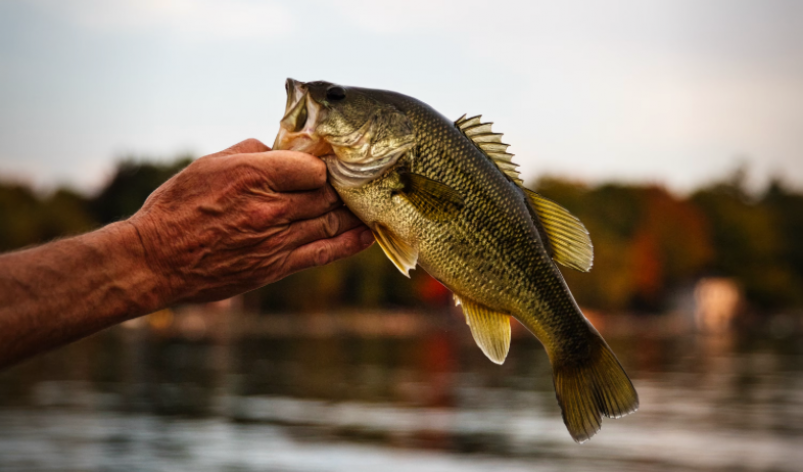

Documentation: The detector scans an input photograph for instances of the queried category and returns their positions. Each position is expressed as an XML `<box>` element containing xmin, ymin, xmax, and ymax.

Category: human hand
<box><xmin>128</xmin><ymin>138</ymin><xmax>373</xmax><ymax>304</ymax></box>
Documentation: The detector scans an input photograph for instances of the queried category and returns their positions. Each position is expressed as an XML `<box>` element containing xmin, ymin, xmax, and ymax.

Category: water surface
<box><xmin>1</xmin><ymin>311</ymin><xmax>801</xmax><ymax>472</ymax></box>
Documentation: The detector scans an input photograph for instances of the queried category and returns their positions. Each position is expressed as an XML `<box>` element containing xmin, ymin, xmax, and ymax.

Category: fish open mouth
<box><xmin>272</xmin><ymin>78</ymin><xmax>333</xmax><ymax>157</ymax></box>
<box><xmin>272</xmin><ymin>78</ymin><xmax>415</xmax><ymax>188</ymax></box>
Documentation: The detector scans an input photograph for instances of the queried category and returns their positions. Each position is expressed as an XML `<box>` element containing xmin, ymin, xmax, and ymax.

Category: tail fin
<box><xmin>551</xmin><ymin>333</ymin><xmax>639</xmax><ymax>443</ymax></box>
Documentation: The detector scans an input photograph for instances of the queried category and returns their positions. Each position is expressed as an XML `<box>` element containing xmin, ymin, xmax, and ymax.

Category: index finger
<box><xmin>214</xmin><ymin>138</ymin><xmax>271</xmax><ymax>157</ymax></box>
<box><xmin>240</xmin><ymin>150</ymin><xmax>329</xmax><ymax>192</ymax></box>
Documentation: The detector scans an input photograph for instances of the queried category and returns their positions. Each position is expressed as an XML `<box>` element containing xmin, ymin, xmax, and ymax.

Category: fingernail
<box><xmin>359</xmin><ymin>228</ymin><xmax>374</xmax><ymax>246</ymax></box>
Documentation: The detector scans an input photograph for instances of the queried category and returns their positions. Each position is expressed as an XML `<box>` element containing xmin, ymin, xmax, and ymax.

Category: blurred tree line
<box><xmin>1</xmin><ymin>157</ymin><xmax>801</xmax><ymax>314</ymax></box>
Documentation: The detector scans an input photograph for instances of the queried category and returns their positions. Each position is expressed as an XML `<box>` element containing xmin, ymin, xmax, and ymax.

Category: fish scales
<box><xmin>273</xmin><ymin>79</ymin><xmax>639</xmax><ymax>442</ymax></box>
<box><xmin>335</xmin><ymin>91</ymin><xmax>585</xmax><ymax>357</ymax></box>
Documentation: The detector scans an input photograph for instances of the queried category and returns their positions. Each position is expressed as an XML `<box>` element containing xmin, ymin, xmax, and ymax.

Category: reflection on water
<box><xmin>1</xmin><ymin>310</ymin><xmax>802</xmax><ymax>472</ymax></box>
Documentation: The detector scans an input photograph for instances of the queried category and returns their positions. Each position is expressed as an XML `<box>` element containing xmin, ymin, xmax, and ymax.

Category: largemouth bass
<box><xmin>273</xmin><ymin>79</ymin><xmax>638</xmax><ymax>442</ymax></box>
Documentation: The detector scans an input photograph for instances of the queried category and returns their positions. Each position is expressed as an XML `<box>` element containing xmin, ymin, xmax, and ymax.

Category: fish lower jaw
<box><xmin>274</xmin><ymin>85</ymin><xmax>330</xmax><ymax>155</ymax></box>
<box><xmin>272</xmin><ymin>128</ymin><xmax>332</xmax><ymax>156</ymax></box>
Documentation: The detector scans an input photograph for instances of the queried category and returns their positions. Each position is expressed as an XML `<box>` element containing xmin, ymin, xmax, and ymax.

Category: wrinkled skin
<box><xmin>0</xmin><ymin>138</ymin><xmax>376</xmax><ymax>369</ymax></box>
<box><xmin>129</xmin><ymin>139</ymin><xmax>375</xmax><ymax>303</ymax></box>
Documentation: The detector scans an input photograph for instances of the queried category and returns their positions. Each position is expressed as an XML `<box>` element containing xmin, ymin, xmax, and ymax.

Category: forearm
<box><xmin>0</xmin><ymin>142</ymin><xmax>372</xmax><ymax>370</ymax></box>
<box><xmin>0</xmin><ymin>221</ymin><xmax>165</xmax><ymax>368</ymax></box>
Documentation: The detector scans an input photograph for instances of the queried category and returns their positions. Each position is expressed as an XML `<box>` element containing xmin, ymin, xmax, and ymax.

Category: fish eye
<box><xmin>326</xmin><ymin>85</ymin><xmax>346</xmax><ymax>101</ymax></box>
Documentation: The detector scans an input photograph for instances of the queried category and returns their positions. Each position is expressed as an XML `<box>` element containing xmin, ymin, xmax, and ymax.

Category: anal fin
<box><xmin>454</xmin><ymin>294</ymin><xmax>511</xmax><ymax>364</ymax></box>
<box><xmin>373</xmin><ymin>224</ymin><xmax>418</xmax><ymax>277</ymax></box>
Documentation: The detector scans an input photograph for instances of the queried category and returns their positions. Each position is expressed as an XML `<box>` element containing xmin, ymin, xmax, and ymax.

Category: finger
<box><xmin>238</xmin><ymin>150</ymin><xmax>328</xmax><ymax>192</ymax></box>
<box><xmin>274</xmin><ymin>185</ymin><xmax>342</xmax><ymax>223</ymax></box>
<box><xmin>219</xmin><ymin>138</ymin><xmax>270</xmax><ymax>156</ymax></box>
<box><xmin>281</xmin><ymin>207</ymin><xmax>365</xmax><ymax>248</ymax></box>
<box><xmin>244</xmin><ymin>184</ymin><xmax>342</xmax><ymax>228</ymax></box>
<box><xmin>283</xmin><ymin>226</ymin><xmax>375</xmax><ymax>273</ymax></box>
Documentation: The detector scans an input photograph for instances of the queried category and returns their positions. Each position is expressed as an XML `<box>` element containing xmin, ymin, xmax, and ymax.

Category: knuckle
<box><xmin>246</xmin><ymin>206</ymin><xmax>269</xmax><ymax>228</ymax></box>
<box><xmin>314</xmin><ymin>244</ymin><xmax>332</xmax><ymax>267</ymax></box>
<box><xmin>269</xmin><ymin>202</ymin><xmax>290</xmax><ymax>222</ymax></box>
<box><xmin>241</xmin><ymin>137</ymin><xmax>262</xmax><ymax>148</ymax></box>
<box><xmin>321</xmin><ymin>211</ymin><xmax>340</xmax><ymax>238</ymax></box>
<box><xmin>232</xmin><ymin>138</ymin><xmax>266</xmax><ymax>154</ymax></box>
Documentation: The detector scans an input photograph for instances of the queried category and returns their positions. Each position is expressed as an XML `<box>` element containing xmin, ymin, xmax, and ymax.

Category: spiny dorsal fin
<box><xmin>373</xmin><ymin>224</ymin><xmax>418</xmax><ymax>277</ymax></box>
<box><xmin>455</xmin><ymin>114</ymin><xmax>523</xmax><ymax>184</ymax></box>
<box><xmin>453</xmin><ymin>293</ymin><xmax>511</xmax><ymax>364</ymax></box>
<box><xmin>523</xmin><ymin>189</ymin><xmax>594</xmax><ymax>272</ymax></box>
<box><xmin>456</xmin><ymin>113</ymin><xmax>594</xmax><ymax>272</ymax></box>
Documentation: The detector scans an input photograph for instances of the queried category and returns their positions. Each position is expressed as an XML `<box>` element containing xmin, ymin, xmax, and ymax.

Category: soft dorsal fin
<box><xmin>455</xmin><ymin>114</ymin><xmax>594</xmax><ymax>272</ymax></box>
<box><xmin>453</xmin><ymin>293</ymin><xmax>511</xmax><ymax>364</ymax></box>
<box><xmin>523</xmin><ymin>189</ymin><xmax>594</xmax><ymax>272</ymax></box>
<box><xmin>455</xmin><ymin>114</ymin><xmax>522</xmax><ymax>184</ymax></box>
<box><xmin>372</xmin><ymin>224</ymin><xmax>418</xmax><ymax>277</ymax></box>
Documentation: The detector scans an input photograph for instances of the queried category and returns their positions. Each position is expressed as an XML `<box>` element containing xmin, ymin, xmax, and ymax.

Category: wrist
<box><xmin>99</xmin><ymin>221</ymin><xmax>171</xmax><ymax>316</ymax></box>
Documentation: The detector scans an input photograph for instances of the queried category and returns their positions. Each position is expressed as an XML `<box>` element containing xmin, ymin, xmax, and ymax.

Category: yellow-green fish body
<box><xmin>274</xmin><ymin>79</ymin><xmax>638</xmax><ymax>442</ymax></box>
<box><xmin>335</xmin><ymin>111</ymin><xmax>548</xmax><ymax>332</ymax></box>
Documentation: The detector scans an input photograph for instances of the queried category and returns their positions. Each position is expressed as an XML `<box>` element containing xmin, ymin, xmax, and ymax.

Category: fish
<box><xmin>272</xmin><ymin>79</ymin><xmax>639</xmax><ymax>442</ymax></box>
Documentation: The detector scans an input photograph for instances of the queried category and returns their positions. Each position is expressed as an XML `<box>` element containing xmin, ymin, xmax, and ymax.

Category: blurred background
<box><xmin>1</xmin><ymin>1</ymin><xmax>802</xmax><ymax>471</ymax></box>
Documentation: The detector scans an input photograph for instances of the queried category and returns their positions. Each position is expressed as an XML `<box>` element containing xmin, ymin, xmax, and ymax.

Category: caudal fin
<box><xmin>551</xmin><ymin>334</ymin><xmax>639</xmax><ymax>443</ymax></box>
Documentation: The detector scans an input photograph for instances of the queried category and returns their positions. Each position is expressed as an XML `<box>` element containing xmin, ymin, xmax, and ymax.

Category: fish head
<box><xmin>273</xmin><ymin>78</ymin><xmax>415</xmax><ymax>187</ymax></box>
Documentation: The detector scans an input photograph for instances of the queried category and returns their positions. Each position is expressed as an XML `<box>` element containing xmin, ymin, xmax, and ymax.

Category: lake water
<box><xmin>1</xmin><ymin>310</ymin><xmax>802</xmax><ymax>472</ymax></box>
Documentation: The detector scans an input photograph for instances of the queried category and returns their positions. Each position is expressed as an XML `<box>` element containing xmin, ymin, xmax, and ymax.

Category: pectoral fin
<box><xmin>523</xmin><ymin>189</ymin><xmax>594</xmax><ymax>272</ymax></box>
<box><xmin>454</xmin><ymin>294</ymin><xmax>511</xmax><ymax>364</ymax></box>
<box><xmin>398</xmin><ymin>172</ymin><xmax>464</xmax><ymax>221</ymax></box>
<box><xmin>373</xmin><ymin>224</ymin><xmax>418</xmax><ymax>277</ymax></box>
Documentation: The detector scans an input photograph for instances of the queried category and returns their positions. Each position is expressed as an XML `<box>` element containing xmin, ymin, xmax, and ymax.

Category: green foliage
<box><xmin>0</xmin><ymin>157</ymin><xmax>191</xmax><ymax>252</ymax></box>
<box><xmin>90</xmin><ymin>156</ymin><xmax>193</xmax><ymax>224</ymax></box>
<box><xmin>691</xmin><ymin>174</ymin><xmax>803</xmax><ymax>308</ymax></box>
<box><xmin>0</xmin><ymin>184</ymin><xmax>95</xmax><ymax>252</ymax></box>
<box><xmin>535</xmin><ymin>179</ymin><xmax>715</xmax><ymax>312</ymax></box>
<box><xmin>1</xmin><ymin>156</ymin><xmax>801</xmax><ymax>313</ymax></box>
<box><xmin>763</xmin><ymin>180</ymin><xmax>803</xmax><ymax>290</ymax></box>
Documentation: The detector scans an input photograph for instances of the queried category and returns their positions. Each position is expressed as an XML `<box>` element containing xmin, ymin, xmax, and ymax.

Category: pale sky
<box><xmin>1</xmin><ymin>0</ymin><xmax>801</xmax><ymax>194</ymax></box>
